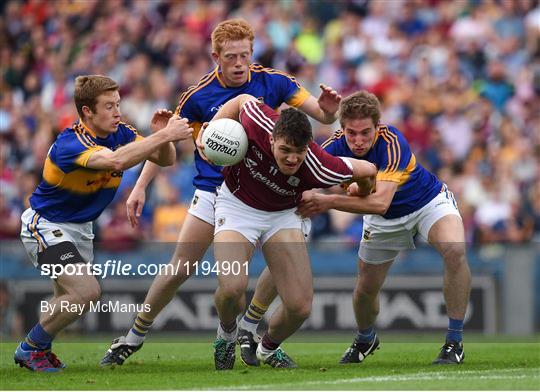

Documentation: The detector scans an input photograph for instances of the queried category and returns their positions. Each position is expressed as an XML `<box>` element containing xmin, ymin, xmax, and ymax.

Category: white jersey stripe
<box><xmin>248</xmin><ymin>101</ymin><xmax>276</xmax><ymax>131</ymax></box>
<box><xmin>243</xmin><ymin>101</ymin><xmax>274</xmax><ymax>134</ymax></box>
<box><xmin>307</xmin><ymin>149</ymin><xmax>351</xmax><ymax>182</ymax></box>
<box><xmin>304</xmin><ymin>151</ymin><xmax>341</xmax><ymax>185</ymax></box>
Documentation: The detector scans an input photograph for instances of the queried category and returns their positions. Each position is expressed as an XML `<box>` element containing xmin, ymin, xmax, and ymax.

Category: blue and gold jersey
<box><xmin>30</xmin><ymin>120</ymin><xmax>142</xmax><ymax>223</ymax></box>
<box><xmin>175</xmin><ymin>63</ymin><xmax>311</xmax><ymax>192</ymax></box>
<box><xmin>322</xmin><ymin>125</ymin><xmax>443</xmax><ymax>219</ymax></box>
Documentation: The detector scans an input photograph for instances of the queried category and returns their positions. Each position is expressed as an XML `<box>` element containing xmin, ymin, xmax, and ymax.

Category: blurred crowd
<box><xmin>1</xmin><ymin>0</ymin><xmax>539</xmax><ymax>248</ymax></box>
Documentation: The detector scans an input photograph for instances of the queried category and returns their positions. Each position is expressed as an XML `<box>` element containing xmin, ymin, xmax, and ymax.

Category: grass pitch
<box><xmin>1</xmin><ymin>338</ymin><xmax>539</xmax><ymax>390</ymax></box>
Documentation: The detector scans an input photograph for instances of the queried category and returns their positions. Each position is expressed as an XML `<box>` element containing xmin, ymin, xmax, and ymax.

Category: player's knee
<box><xmin>161</xmin><ymin>267</ymin><xmax>189</xmax><ymax>287</ymax></box>
<box><xmin>72</xmin><ymin>278</ymin><xmax>101</xmax><ymax>305</ymax></box>
<box><xmin>84</xmin><ymin>279</ymin><xmax>102</xmax><ymax>303</ymax></box>
<box><xmin>285</xmin><ymin>298</ymin><xmax>312</xmax><ymax>321</ymax></box>
<box><xmin>440</xmin><ymin>244</ymin><xmax>467</xmax><ymax>272</ymax></box>
<box><xmin>355</xmin><ymin>279</ymin><xmax>380</xmax><ymax>298</ymax></box>
<box><xmin>219</xmin><ymin>284</ymin><xmax>245</xmax><ymax>303</ymax></box>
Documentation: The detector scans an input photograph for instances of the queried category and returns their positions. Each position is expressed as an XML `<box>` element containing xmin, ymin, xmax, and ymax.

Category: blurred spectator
<box><xmin>98</xmin><ymin>192</ymin><xmax>144</xmax><ymax>252</ymax></box>
<box><xmin>0</xmin><ymin>192</ymin><xmax>21</xmax><ymax>239</ymax></box>
<box><xmin>479</xmin><ymin>60</ymin><xmax>515</xmax><ymax>112</ymax></box>
<box><xmin>152</xmin><ymin>174</ymin><xmax>188</xmax><ymax>242</ymax></box>
<box><xmin>0</xmin><ymin>281</ymin><xmax>24</xmax><ymax>339</ymax></box>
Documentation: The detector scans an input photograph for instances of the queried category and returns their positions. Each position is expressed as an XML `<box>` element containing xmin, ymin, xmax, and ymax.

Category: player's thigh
<box><xmin>428</xmin><ymin>214</ymin><xmax>466</xmax><ymax>262</ymax></box>
<box><xmin>54</xmin><ymin>265</ymin><xmax>101</xmax><ymax>302</ymax></box>
<box><xmin>262</xmin><ymin>229</ymin><xmax>312</xmax><ymax>306</ymax></box>
<box><xmin>172</xmin><ymin>213</ymin><xmax>215</xmax><ymax>266</ymax></box>
<box><xmin>215</xmin><ymin>230</ymin><xmax>254</xmax><ymax>294</ymax></box>
<box><xmin>417</xmin><ymin>190</ymin><xmax>466</xmax><ymax>259</ymax></box>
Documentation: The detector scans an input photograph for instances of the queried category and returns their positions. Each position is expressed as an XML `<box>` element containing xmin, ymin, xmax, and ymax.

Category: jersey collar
<box><xmin>78</xmin><ymin>118</ymin><xmax>97</xmax><ymax>138</ymax></box>
<box><xmin>215</xmin><ymin>65</ymin><xmax>252</xmax><ymax>88</ymax></box>
<box><xmin>371</xmin><ymin>125</ymin><xmax>381</xmax><ymax>149</ymax></box>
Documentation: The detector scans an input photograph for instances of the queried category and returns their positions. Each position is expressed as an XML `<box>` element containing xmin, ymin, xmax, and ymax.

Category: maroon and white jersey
<box><xmin>222</xmin><ymin>101</ymin><xmax>353</xmax><ymax>211</ymax></box>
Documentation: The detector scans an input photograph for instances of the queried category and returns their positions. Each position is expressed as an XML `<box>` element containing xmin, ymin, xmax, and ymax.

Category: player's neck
<box><xmin>79</xmin><ymin>118</ymin><xmax>105</xmax><ymax>139</ymax></box>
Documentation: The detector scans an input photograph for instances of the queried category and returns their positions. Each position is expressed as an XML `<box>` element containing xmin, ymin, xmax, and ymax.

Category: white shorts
<box><xmin>214</xmin><ymin>183</ymin><xmax>311</xmax><ymax>245</ymax></box>
<box><xmin>359</xmin><ymin>187</ymin><xmax>461</xmax><ymax>264</ymax></box>
<box><xmin>187</xmin><ymin>189</ymin><xmax>217</xmax><ymax>226</ymax></box>
<box><xmin>20</xmin><ymin>208</ymin><xmax>94</xmax><ymax>268</ymax></box>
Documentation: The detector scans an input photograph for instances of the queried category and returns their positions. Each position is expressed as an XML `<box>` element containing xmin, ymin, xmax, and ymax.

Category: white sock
<box><xmin>217</xmin><ymin>324</ymin><xmax>238</xmax><ymax>342</ymax></box>
<box><xmin>125</xmin><ymin>330</ymin><xmax>145</xmax><ymax>345</ymax></box>
<box><xmin>238</xmin><ymin>317</ymin><xmax>258</xmax><ymax>336</ymax></box>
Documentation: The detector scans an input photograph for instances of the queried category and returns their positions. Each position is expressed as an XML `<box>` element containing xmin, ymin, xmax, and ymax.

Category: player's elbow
<box><xmin>159</xmin><ymin>156</ymin><xmax>175</xmax><ymax>167</ymax></box>
<box><xmin>109</xmin><ymin>156</ymin><xmax>133</xmax><ymax>171</ymax></box>
<box><xmin>153</xmin><ymin>150</ymin><xmax>176</xmax><ymax>167</ymax></box>
<box><xmin>112</xmin><ymin>158</ymin><xmax>129</xmax><ymax>171</ymax></box>
<box><xmin>376</xmin><ymin>199</ymin><xmax>391</xmax><ymax>215</ymax></box>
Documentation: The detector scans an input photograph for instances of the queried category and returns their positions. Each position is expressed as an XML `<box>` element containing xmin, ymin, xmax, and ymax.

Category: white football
<box><xmin>201</xmin><ymin>118</ymin><xmax>248</xmax><ymax>166</ymax></box>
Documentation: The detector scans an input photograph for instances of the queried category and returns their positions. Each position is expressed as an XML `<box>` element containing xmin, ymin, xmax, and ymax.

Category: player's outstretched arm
<box><xmin>145</xmin><ymin>109</ymin><xmax>177</xmax><ymax>167</ymax></box>
<box><xmin>298</xmin><ymin>180</ymin><xmax>398</xmax><ymax>218</ymax></box>
<box><xmin>86</xmin><ymin>115</ymin><xmax>193</xmax><ymax>171</ymax></box>
<box><xmin>212</xmin><ymin>94</ymin><xmax>259</xmax><ymax>122</ymax></box>
<box><xmin>298</xmin><ymin>84</ymin><xmax>342</xmax><ymax>124</ymax></box>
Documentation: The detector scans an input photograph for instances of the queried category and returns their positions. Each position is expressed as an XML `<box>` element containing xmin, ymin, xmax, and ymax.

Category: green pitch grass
<box><xmin>1</xmin><ymin>338</ymin><xmax>539</xmax><ymax>390</ymax></box>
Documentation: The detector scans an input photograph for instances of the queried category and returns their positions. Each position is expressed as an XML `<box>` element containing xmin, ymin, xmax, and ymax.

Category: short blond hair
<box><xmin>211</xmin><ymin>19</ymin><xmax>254</xmax><ymax>54</ymax></box>
<box><xmin>74</xmin><ymin>75</ymin><xmax>118</xmax><ymax>118</ymax></box>
<box><xmin>339</xmin><ymin>90</ymin><xmax>381</xmax><ymax>128</ymax></box>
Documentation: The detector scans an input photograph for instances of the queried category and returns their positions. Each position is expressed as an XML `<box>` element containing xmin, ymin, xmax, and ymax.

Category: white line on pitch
<box><xmin>212</xmin><ymin>367</ymin><xmax>539</xmax><ymax>390</ymax></box>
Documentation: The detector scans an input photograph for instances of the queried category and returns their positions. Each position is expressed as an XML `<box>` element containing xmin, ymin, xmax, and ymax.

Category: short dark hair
<box><xmin>74</xmin><ymin>75</ymin><xmax>119</xmax><ymax>119</ymax></box>
<box><xmin>272</xmin><ymin>108</ymin><xmax>313</xmax><ymax>147</ymax></box>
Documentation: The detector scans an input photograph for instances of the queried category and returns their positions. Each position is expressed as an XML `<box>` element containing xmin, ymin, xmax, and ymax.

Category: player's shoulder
<box><xmin>240</xmin><ymin>100</ymin><xmax>277</xmax><ymax>132</ymax></box>
<box><xmin>118</xmin><ymin>121</ymin><xmax>138</xmax><ymax>133</ymax></box>
<box><xmin>377</xmin><ymin>123</ymin><xmax>404</xmax><ymax>137</ymax></box>
<box><xmin>321</xmin><ymin>129</ymin><xmax>345</xmax><ymax>150</ymax></box>
<box><xmin>114</xmin><ymin>121</ymin><xmax>139</xmax><ymax>144</ymax></box>
<box><xmin>375</xmin><ymin>124</ymin><xmax>407</xmax><ymax>145</ymax></box>
<box><xmin>176</xmin><ymin>69</ymin><xmax>219</xmax><ymax>107</ymax></box>
<box><xmin>249</xmin><ymin>63</ymin><xmax>298</xmax><ymax>83</ymax></box>
<box><xmin>55</xmin><ymin>123</ymin><xmax>95</xmax><ymax>150</ymax></box>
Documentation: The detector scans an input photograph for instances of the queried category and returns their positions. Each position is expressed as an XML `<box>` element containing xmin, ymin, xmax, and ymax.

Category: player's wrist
<box><xmin>325</xmin><ymin>194</ymin><xmax>338</xmax><ymax>210</ymax></box>
<box><xmin>322</xmin><ymin>110</ymin><xmax>337</xmax><ymax>124</ymax></box>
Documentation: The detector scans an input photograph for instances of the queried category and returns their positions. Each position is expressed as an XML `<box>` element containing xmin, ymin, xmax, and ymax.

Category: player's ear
<box><xmin>211</xmin><ymin>51</ymin><xmax>220</xmax><ymax>65</ymax></box>
<box><xmin>82</xmin><ymin>105</ymin><xmax>92</xmax><ymax>118</ymax></box>
<box><xmin>269</xmin><ymin>135</ymin><xmax>274</xmax><ymax>145</ymax></box>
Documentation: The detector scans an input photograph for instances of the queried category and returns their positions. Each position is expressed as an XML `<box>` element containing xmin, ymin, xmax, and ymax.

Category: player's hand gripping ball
<box><xmin>201</xmin><ymin>118</ymin><xmax>248</xmax><ymax>166</ymax></box>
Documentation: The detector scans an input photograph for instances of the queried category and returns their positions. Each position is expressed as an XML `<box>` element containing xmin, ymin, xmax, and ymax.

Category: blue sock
<box><xmin>356</xmin><ymin>326</ymin><xmax>376</xmax><ymax>343</ymax></box>
<box><xmin>446</xmin><ymin>318</ymin><xmax>463</xmax><ymax>343</ymax></box>
<box><xmin>21</xmin><ymin>323</ymin><xmax>53</xmax><ymax>351</ymax></box>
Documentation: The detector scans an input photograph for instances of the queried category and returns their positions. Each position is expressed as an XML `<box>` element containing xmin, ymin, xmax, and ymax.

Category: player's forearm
<box><xmin>113</xmin><ymin>132</ymin><xmax>171</xmax><ymax>171</ymax></box>
<box><xmin>318</xmin><ymin>109</ymin><xmax>337</xmax><ymax>124</ymax></box>
<box><xmin>134</xmin><ymin>160</ymin><xmax>162</xmax><ymax>189</ymax></box>
<box><xmin>299</xmin><ymin>96</ymin><xmax>337</xmax><ymax>124</ymax></box>
<box><xmin>214</xmin><ymin>94</ymin><xmax>257</xmax><ymax>121</ymax></box>
<box><xmin>147</xmin><ymin>142</ymin><xmax>176</xmax><ymax>167</ymax></box>
<box><xmin>327</xmin><ymin>193</ymin><xmax>388</xmax><ymax>215</ymax></box>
